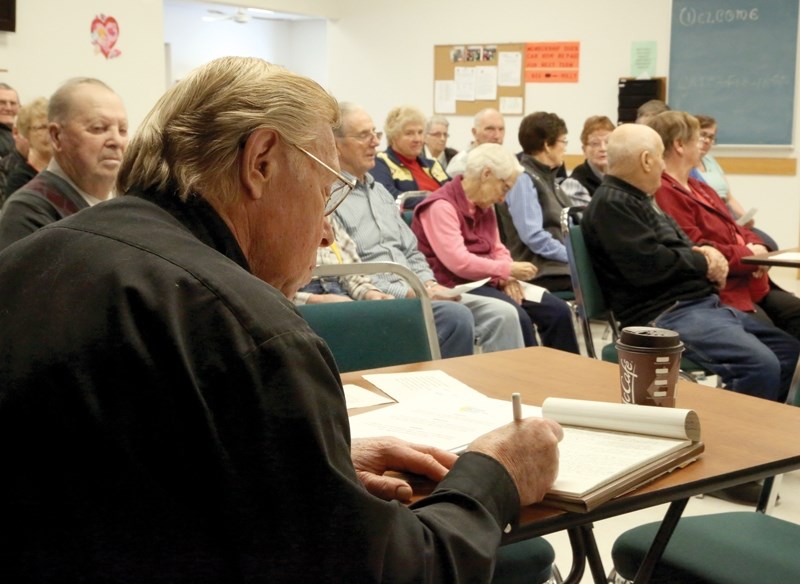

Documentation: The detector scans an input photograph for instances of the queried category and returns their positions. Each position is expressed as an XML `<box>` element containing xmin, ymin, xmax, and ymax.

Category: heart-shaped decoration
<box><xmin>91</xmin><ymin>14</ymin><xmax>122</xmax><ymax>59</ymax></box>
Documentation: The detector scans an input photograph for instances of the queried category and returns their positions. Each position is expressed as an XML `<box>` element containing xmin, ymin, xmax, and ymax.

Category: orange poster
<box><xmin>524</xmin><ymin>42</ymin><xmax>580</xmax><ymax>83</ymax></box>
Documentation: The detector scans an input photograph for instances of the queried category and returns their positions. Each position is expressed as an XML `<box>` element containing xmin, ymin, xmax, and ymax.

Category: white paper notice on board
<box><xmin>474</xmin><ymin>66</ymin><xmax>498</xmax><ymax>100</ymax></box>
<box><xmin>499</xmin><ymin>96</ymin><xmax>523</xmax><ymax>115</ymax></box>
<box><xmin>455</xmin><ymin>67</ymin><xmax>476</xmax><ymax>101</ymax></box>
<box><xmin>498</xmin><ymin>52</ymin><xmax>522</xmax><ymax>86</ymax></box>
<box><xmin>435</xmin><ymin>80</ymin><xmax>456</xmax><ymax>114</ymax></box>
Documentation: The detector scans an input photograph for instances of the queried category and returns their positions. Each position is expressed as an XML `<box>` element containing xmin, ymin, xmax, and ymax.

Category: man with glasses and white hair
<box><xmin>334</xmin><ymin>102</ymin><xmax>529</xmax><ymax>355</ymax></box>
<box><xmin>0</xmin><ymin>57</ymin><xmax>564</xmax><ymax>582</ymax></box>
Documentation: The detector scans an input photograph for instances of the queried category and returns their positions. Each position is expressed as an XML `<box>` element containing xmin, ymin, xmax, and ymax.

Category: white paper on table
<box><xmin>498</xmin><ymin>52</ymin><xmax>522</xmax><ymax>86</ymax></box>
<box><xmin>454</xmin><ymin>67</ymin><xmax>476</xmax><ymax>101</ymax></box>
<box><xmin>434</xmin><ymin>80</ymin><xmax>456</xmax><ymax>114</ymax></box>
<box><xmin>343</xmin><ymin>384</ymin><xmax>395</xmax><ymax>410</ymax></box>
<box><xmin>474</xmin><ymin>66</ymin><xmax>498</xmax><ymax>100</ymax></box>
<box><xmin>436</xmin><ymin>277</ymin><xmax>491</xmax><ymax>298</ymax></box>
<box><xmin>520</xmin><ymin>281</ymin><xmax>547</xmax><ymax>303</ymax></box>
<box><xmin>349</xmin><ymin>396</ymin><xmax>542</xmax><ymax>452</ymax></box>
<box><xmin>769</xmin><ymin>252</ymin><xmax>800</xmax><ymax>261</ymax></box>
<box><xmin>362</xmin><ymin>369</ymin><xmax>490</xmax><ymax>404</ymax></box>
<box><xmin>499</xmin><ymin>96</ymin><xmax>523</xmax><ymax>115</ymax></box>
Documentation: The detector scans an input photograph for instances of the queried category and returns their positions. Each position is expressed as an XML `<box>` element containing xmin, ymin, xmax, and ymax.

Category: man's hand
<box><xmin>500</xmin><ymin>279</ymin><xmax>524</xmax><ymax>304</ymax></box>
<box><xmin>510</xmin><ymin>261</ymin><xmax>537</xmax><ymax>281</ymax></box>
<box><xmin>468</xmin><ymin>418</ymin><xmax>563</xmax><ymax>506</ymax></box>
<box><xmin>427</xmin><ymin>283</ymin><xmax>461</xmax><ymax>302</ymax></box>
<box><xmin>693</xmin><ymin>245</ymin><xmax>728</xmax><ymax>289</ymax></box>
<box><xmin>363</xmin><ymin>290</ymin><xmax>394</xmax><ymax>300</ymax></box>
<box><xmin>351</xmin><ymin>437</ymin><xmax>458</xmax><ymax>502</ymax></box>
<box><xmin>306</xmin><ymin>294</ymin><xmax>352</xmax><ymax>304</ymax></box>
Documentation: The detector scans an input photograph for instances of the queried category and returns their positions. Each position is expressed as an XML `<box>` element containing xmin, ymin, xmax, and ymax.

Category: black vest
<box><xmin>496</xmin><ymin>154</ymin><xmax>571</xmax><ymax>280</ymax></box>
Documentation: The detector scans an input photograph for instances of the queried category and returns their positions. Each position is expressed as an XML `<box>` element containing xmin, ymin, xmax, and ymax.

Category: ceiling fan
<box><xmin>202</xmin><ymin>7</ymin><xmax>276</xmax><ymax>24</ymax></box>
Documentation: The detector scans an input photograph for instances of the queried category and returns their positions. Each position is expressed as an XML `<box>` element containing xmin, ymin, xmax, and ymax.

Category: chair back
<box><xmin>296</xmin><ymin>262</ymin><xmax>440</xmax><ymax>373</ymax></box>
<box><xmin>561</xmin><ymin>207</ymin><xmax>618</xmax><ymax>358</ymax></box>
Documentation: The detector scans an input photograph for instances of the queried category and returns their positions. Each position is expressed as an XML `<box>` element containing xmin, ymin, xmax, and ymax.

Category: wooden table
<box><xmin>342</xmin><ymin>347</ymin><xmax>800</xmax><ymax>583</ymax></box>
<box><xmin>741</xmin><ymin>246</ymin><xmax>800</xmax><ymax>268</ymax></box>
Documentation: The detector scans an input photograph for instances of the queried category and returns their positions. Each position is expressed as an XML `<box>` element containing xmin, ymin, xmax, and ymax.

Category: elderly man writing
<box><xmin>0</xmin><ymin>57</ymin><xmax>563</xmax><ymax>582</ymax></box>
<box><xmin>0</xmin><ymin>77</ymin><xmax>128</xmax><ymax>251</ymax></box>
<box><xmin>412</xmin><ymin>143</ymin><xmax>580</xmax><ymax>353</ymax></box>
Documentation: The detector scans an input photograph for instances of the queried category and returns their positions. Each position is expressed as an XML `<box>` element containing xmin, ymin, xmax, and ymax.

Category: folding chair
<box><xmin>297</xmin><ymin>262</ymin><xmax>439</xmax><ymax>373</ymax></box>
<box><xmin>609</xmin><ymin>381</ymin><xmax>800</xmax><ymax>583</ymax></box>
<box><xmin>559</xmin><ymin>207</ymin><xmax>707</xmax><ymax>379</ymax></box>
<box><xmin>299</xmin><ymin>261</ymin><xmax>562</xmax><ymax>583</ymax></box>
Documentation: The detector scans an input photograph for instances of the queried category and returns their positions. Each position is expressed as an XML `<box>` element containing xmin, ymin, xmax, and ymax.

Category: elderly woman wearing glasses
<box><xmin>372</xmin><ymin>106</ymin><xmax>450</xmax><ymax>209</ymax></box>
<box><xmin>423</xmin><ymin>115</ymin><xmax>458</xmax><ymax>169</ymax></box>
<box><xmin>650</xmin><ymin>111</ymin><xmax>800</xmax><ymax>343</ymax></box>
<box><xmin>5</xmin><ymin>97</ymin><xmax>52</xmax><ymax>198</ymax></box>
<box><xmin>496</xmin><ymin>111</ymin><xmax>574</xmax><ymax>294</ymax></box>
<box><xmin>411</xmin><ymin>143</ymin><xmax>580</xmax><ymax>353</ymax></box>
<box><xmin>560</xmin><ymin>115</ymin><xmax>615</xmax><ymax>206</ymax></box>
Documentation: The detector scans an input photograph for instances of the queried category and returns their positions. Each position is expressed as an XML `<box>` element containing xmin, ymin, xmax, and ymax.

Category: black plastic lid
<box><xmin>619</xmin><ymin>326</ymin><xmax>681</xmax><ymax>348</ymax></box>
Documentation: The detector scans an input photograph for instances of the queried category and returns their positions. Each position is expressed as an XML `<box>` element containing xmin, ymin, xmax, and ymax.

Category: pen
<box><xmin>512</xmin><ymin>392</ymin><xmax>522</xmax><ymax>422</ymax></box>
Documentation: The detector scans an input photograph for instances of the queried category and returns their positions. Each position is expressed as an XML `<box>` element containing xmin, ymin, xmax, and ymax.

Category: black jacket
<box><xmin>581</xmin><ymin>175</ymin><xmax>713</xmax><ymax>326</ymax></box>
<box><xmin>0</xmin><ymin>189</ymin><xmax>519</xmax><ymax>583</ymax></box>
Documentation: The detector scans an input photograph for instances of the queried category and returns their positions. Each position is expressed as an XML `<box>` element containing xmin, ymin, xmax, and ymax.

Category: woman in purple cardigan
<box><xmin>411</xmin><ymin>143</ymin><xmax>579</xmax><ymax>353</ymax></box>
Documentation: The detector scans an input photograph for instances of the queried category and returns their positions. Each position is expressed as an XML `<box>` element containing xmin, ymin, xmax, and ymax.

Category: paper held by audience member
<box><xmin>349</xmin><ymin>395</ymin><xmax>541</xmax><ymax>452</ymax></box>
<box><xmin>520</xmin><ymin>281</ymin><xmax>547</xmax><ymax>303</ymax></box>
<box><xmin>343</xmin><ymin>384</ymin><xmax>395</xmax><ymax>410</ymax></box>
<box><xmin>435</xmin><ymin>277</ymin><xmax>491</xmax><ymax>298</ymax></box>
<box><xmin>434</xmin><ymin>80</ymin><xmax>456</xmax><ymax>114</ymax></box>
<box><xmin>735</xmin><ymin>207</ymin><xmax>757</xmax><ymax>226</ymax></box>
<box><xmin>498</xmin><ymin>51</ymin><xmax>522</xmax><ymax>86</ymax></box>
<box><xmin>362</xmin><ymin>369</ymin><xmax>488</xmax><ymax>404</ymax></box>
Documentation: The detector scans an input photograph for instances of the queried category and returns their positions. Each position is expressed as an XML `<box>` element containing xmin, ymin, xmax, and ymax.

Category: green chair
<box><xmin>297</xmin><ymin>262</ymin><xmax>439</xmax><ymax>373</ymax></box>
<box><xmin>299</xmin><ymin>261</ymin><xmax>562</xmax><ymax>583</ymax></box>
<box><xmin>559</xmin><ymin>208</ymin><xmax>707</xmax><ymax>378</ymax></box>
<box><xmin>609</xmin><ymin>383</ymin><xmax>800</xmax><ymax>583</ymax></box>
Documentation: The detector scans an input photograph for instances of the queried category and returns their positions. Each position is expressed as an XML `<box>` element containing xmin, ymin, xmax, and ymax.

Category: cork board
<box><xmin>433</xmin><ymin>43</ymin><xmax>525</xmax><ymax>117</ymax></box>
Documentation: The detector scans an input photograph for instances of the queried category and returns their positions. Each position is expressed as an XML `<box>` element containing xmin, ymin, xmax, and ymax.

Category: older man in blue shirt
<box><xmin>334</xmin><ymin>103</ymin><xmax>525</xmax><ymax>355</ymax></box>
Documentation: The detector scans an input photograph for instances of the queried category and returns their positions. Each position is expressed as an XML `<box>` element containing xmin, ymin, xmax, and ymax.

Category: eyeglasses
<box><xmin>586</xmin><ymin>139</ymin><xmax>608</xmax><ymax>148</ymax></box>
<box><xmin>699</xmin><ymin>132</ymin><xmax>716</xmax><ymax>144</ymax></box>
<box><xmin>427</xmin><ymin>132</ymin><xmax>449</xmax><ymax>139</ymax></box>
<box><xmin>556</xmin><ymin>138</ymin><xmax>569</xmax><ymax>146</ymax></box>
<box><xmin>295</xmin><ymin>145</ymin><xmax>356</xmax><ymax>216</ymax></box>
<box><xmin>342</xmin><ymin>129</ymin><xmax>383</xmax><ymax>143</ymax></box>
<box><xmin>30</xmin><ymin>124</ymin><xmax>49</xmax><ymax>132</ymax></box>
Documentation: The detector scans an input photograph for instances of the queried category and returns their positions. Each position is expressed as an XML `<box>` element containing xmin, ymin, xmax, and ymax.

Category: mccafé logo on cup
<box><xmin>620</xmin><ymin>358</ymin><xmax>638</xmax><ymax>404</ymax></box>
<box><xmin>615</xmin><ymin>327</ymin><xmax>684</xmax><ymax>408</ymax></box>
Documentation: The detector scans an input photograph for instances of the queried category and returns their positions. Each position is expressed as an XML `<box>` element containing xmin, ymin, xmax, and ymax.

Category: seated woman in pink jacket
<box><xmin>411</xmin><ymin>143</ymin><xmax>579</xmax><ymax>353</ymax></box>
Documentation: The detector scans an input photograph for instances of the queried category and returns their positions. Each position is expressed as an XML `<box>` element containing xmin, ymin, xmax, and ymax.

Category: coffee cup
<box><xmin>616</xmin><ymin>326</ymin><xmax>684</xmax><ymax>407</ymax></box>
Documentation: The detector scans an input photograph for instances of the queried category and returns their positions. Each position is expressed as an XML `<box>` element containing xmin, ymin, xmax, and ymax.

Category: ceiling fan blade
<box><xmin>202</xmin><ymin>9</ymin><xmax>232</xmax><ymax>22</ymax></box>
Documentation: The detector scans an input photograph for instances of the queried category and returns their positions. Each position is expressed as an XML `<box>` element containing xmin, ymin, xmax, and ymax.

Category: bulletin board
<box><xmin>433</xmin><ymin>43</ymin><xmax>526</xmax><ymax>117</ymax></box>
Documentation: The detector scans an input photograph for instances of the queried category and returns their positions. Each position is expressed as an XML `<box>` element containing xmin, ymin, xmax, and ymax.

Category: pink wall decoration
<box><xmin>91</xmin><ymin>14</ymin><xmax>122</xmax><ymax>59</ymax></box>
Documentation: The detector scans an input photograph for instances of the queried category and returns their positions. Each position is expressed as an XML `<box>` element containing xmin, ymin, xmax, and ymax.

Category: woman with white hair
<box><xmin>411</xmin><ymin>143</ymin><xmax>579</xmax><ymax>353</ymax></box>
<box><xmin>424</xmin><ymin>114</ymin><xmax>458</xmax><ymax>168</ymax></box>
<box><xmin>372</xmin><ymin>105</ymin><xmax>450</xmax><ymax>208</ymax></box>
